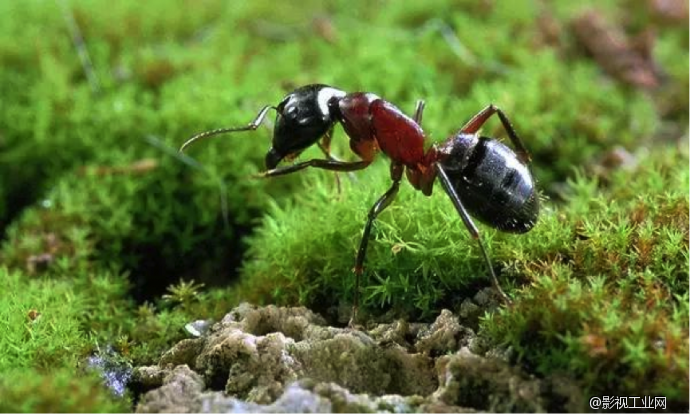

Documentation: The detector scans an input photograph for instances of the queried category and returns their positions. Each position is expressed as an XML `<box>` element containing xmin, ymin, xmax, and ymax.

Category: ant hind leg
<box><xmin>460</xmin><ymin>105</ymin><xmax>531</xmax><ymax>164</ymax></box>
<box><xmin>435</xmin><ymin>162</ymin><xmax>512</xmax><ymax>305</ymax></box>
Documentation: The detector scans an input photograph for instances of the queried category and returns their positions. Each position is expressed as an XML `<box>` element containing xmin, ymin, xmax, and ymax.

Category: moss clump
<box><xmin>0</xmin><ymin>368</ymin><xmax>128</xmax><ymax>413</ymax></box>
<box><xmin>237</xmin><ymin>163</ymin><xmax>498</xmax><ymax>317</ymax></box>
<box><xmin>0</xmin><ymin>267</ymin><xmax>130</xmax><ymax>411</ymax></box>
<box><xmin>0</xmin><ymin>267</ymin><xmax>92</xmax><ymax>371</ymax></box>
<box><xmin>481</xmin><ymin>147</ymin><xmax>688</xmax><ymax>403</ymax></box>
<box><xmin>0</xmin><ymin>165</ymin><xmax>234</xmax><ymax>312</ymax></box>
<box><xmin>238</xmin><ymin>146</ymin><xmax>688</xmax><ymax>405</ymax></box>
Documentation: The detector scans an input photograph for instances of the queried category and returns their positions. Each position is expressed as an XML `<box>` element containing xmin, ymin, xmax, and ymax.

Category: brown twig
<box><xmin>571</xmin><ymin>11</ymin><xmax>661</xmax><ymax>90</ymax></box>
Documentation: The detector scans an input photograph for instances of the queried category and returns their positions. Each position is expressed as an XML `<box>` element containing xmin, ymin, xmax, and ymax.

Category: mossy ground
<box><xmin>0</xmin><ymin>0</ymin><xmax>687</xmax><ymax>412</ymax></box>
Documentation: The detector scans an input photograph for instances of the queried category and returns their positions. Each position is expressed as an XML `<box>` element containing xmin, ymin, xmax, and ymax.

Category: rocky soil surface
<box><xmin>133</xmin><ymin>296</ymin><xmax>585</xmax><ymax>413</ymax></box>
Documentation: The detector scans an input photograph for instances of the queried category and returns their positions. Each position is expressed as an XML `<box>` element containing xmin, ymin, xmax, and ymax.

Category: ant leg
<box><xmin>179</xmin><ymin>105</ymin><xmax>275</xmax><ymax>153</ymax></box>
<box><xmin>318</xmin><ymin>142</ymin><xmax>339</xmax><ymax>161</ymax></box>
<box><xmin>435</xmin><ymin>163</ymin><xmax>512</xmax><ymax>304</ymax></box>
<box><xmin>413</xmin><ymin>99</ymin><xmax>426</xmax><ymax>125</ymax></box>
<box><xmin>350</xmin><ymin>163</ymin><xmax>404</xmax><ymax>327</ymax></box>
<box><xmin>317</xmin><ymin>127</ymin><xmax>338</xmax><ymax>160</ymax></box>
<box><xmin>257</xmin><ymin>159</ymin><xmax>371</xmax><ymax>178</ymax></box>
<box><xmin>317</xmin><ymin>128</ymin><xmax>343</xmax><ymax>193</ymax></box>
<box><xmin>460</xmin><ymin>105</ymin><xmax>531</xmax><ymax>164</ymax></box>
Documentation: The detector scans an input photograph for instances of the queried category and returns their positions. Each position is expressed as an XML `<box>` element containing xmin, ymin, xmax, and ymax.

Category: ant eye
<box><xmin>285</xmin><ymin>105</ymin><xmax>299</xmax><ymax>118</ymax></box>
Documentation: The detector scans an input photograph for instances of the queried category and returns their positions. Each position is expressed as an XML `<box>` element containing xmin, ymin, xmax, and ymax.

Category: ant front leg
<box><xmin>350</xmin><ymin>163</ymin><xmax>404</xmax><ymax>327</ymax></box>
<box><xmin>256</xmin><ymin>159</ymin><xmax>371</xmax><ymax>178</ymax></box>
<box><xmin>317</xmin><ymin>128</ymin><xmax>344</xmax><ymax>194</ymax></box>
<box><xmin>461</xmin><ymin>105</ymin><xmax>531</xmax><ymax>164</ymax></box>
<box><xmin>317</xmin><ymin>127</ymin><xmax>338</xmax><ymax>161</ymax></box>
<box><xmin>435</xmin><ymin>163</ymin><xmax>512</xmax><ymax>305</ymax></box>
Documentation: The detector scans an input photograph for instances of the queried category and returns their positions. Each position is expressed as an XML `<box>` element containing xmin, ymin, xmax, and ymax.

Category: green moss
<box><xmin>238</xmin><ymin>147</ymin><xmax>688</xmax><ymax>404</ymax></box>
<box><xmin>0</xmin><ymin>0</ymin><xmax>673</xmax><ymax>228</ymax></box>
<box><xmin>0</xmin><ymin>267</ymin><xmax>130</xmax><ymax>411</ymax></box>
<box><xmin>0</xmin><ymin>172</ymin><xmax>229</xmax><ymax>365</ymax></box>
<box><xmin>0</xmin><ymin>368</ymin><xmax>129</xmax><ymax>413</ymax></box>
<box><xmin>482</xmin><ymin>148</ymin><xmax>688</xmax><ymax>402</ymax></box>
<box><xmin>0</xmin><ymin>0</ymin><xmax>687</xmax><ymax>411</ymax></box>
<box><xmin>0</xmin><ymin>268</ymin><xmax>86</xmax><ymax>370</ymax></box>
<box><xmin>237</xmin><ymin>163</ymin><xmax>484</xmax><ymax>315</ymax></box>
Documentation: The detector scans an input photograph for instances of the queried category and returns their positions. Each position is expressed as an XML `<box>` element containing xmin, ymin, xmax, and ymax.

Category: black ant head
<box><xmin>265</xmin><ymin>84</ymin><xmax>345</xmax><ymax>169</ymax></box>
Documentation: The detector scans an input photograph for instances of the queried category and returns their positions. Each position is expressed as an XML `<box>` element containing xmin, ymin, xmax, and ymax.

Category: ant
<box><xmin>180</xmin><ymin>84</ymin><xmax>539</xmax><ymax>325</ymax></box>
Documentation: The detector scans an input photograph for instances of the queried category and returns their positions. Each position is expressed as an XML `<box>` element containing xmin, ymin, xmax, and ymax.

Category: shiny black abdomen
<box><xmin>439</xmin><ymin>134</ymin><xmax>538</xmax><ymax>233</ymax></box>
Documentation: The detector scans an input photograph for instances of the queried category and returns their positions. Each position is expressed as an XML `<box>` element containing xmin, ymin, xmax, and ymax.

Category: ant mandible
<box><xmin>180</xmin><ymin>84</ymin><xmax>539</xmax><ymax>325</ymax></box>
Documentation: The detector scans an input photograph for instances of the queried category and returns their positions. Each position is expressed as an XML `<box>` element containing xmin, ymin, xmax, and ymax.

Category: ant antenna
<box><xmin>179</xmin><ymin>105</ymin><xmax>275</xmax><ymax>153</ymax></box>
